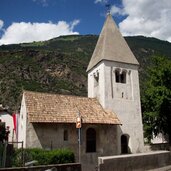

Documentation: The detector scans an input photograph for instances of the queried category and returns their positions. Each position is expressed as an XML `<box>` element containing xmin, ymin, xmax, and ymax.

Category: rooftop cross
<box><xmin>105</xmin><ymin>3</ymin><xmax>111</xmax><ymax>15</ymax></box>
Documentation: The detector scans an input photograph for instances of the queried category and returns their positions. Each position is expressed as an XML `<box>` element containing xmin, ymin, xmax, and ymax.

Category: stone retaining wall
<box><xmin>98</xmin><ymin>151</ymin><xmax>171</xmax><ymax>171</ymax></box>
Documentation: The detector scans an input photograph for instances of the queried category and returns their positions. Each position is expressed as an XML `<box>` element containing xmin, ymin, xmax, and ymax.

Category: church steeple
<box><xmin>87</xmin><ymin>14</ymin><xmax>139</xmax><ymax>72</ymax></box>
<box><xmin>87</xmin><ymin>14</ymin><xmax>144</xmax><ymax>154</ymax></box>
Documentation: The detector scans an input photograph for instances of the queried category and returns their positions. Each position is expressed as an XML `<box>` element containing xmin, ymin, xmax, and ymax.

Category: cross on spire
<box><xmin>105</xmin><ymin>3</ymin><xmax>111</xmax><ymax>15</ymax></box>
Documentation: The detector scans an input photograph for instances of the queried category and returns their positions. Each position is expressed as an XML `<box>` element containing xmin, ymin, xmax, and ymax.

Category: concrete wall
<box><xmin>26</xmin><ymin>122</ymin><xmax>118</xmax><ymax>171</ymax></box>
<box><xmin>98</xmin><ymin>151</ymin><xmax>171</xmax><ymax>171</ymax></box>
<box><xmin>88</xmin><ymin>60</ymin><xmax>144</xmax><ymax>154</ymax></box>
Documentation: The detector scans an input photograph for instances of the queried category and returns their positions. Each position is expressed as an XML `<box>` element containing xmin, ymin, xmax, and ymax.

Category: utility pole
<box><xmin>76</xmin><ymin>112</ymin><xmax>82</xmax><ymax>163</ymax></box>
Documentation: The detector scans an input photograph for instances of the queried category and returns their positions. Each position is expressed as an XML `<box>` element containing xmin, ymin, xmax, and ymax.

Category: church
<box><xmin>18</xmin><ymin>14</ymin><xmax>144</xmax><ymax>171</ymax></box>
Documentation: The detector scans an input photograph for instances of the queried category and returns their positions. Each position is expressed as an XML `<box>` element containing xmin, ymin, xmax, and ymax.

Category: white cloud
<box><xmin>95</xmin><ymin>0</ymin><xmax>171</xmax><ymax>42</ymax></box>
<box><xmin>0</xmin><ymin>20</ymin><xmax>4</xmax><ymax>29</ymax></box>
<box><xmin>32</xmin><ymin>0</ymin><xmax>49</xmax><ymax>7</ymax></box>
<box><xmin>94</xmin><ymin>0</ymin><xmax>107</xmax><ymax>4</ymax></box>
<box><xmin>0</xmin><ymin>20</ymin><xmax>80</xmax><ymax>45</ymax></box>
<box><xmin>118</xmin><ymin>0</ymin><xmax>171</xmax><ymax>42</ymax></box>
<box><xmin>70</xmin><ymin>19</ymin><xmax>80</xmax><ymax>30</ymax></box>
<box><xmin>110</xmin><ymin>5</ymin><xmax>126</xmax><ymax>16</ymax></box>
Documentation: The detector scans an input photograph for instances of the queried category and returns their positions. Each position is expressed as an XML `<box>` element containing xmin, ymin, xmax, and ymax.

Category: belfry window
<box><xmin>86</xmin><ymin>128</ymin><xmax>96</xmax><ymax>153</ymax></box>
<box><xmin>115</xmin><ymin>70</ymin><xmax>120</xmax><ymax>83</ymax></box>
<box><xmin>115</xmin><ymin>69</ymin><xmax>127</xmax><ymax>84</ymax></box>
<box><xmin>121</xmin><ymin>71</ymin><xmax>126</xmax><ymax>83</ymax></box>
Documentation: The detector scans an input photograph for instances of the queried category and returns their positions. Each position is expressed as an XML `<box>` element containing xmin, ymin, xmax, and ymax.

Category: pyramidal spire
<box><xmin>87</xmin><ymin>14</ymin><xmax>139</xmax><ymax>72</ymax></box>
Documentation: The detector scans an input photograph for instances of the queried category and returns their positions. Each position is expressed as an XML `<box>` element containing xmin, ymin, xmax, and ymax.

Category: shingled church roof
<box><xmin>24</xmin><ymin>91</ymin><xmax>120</xmax><ymax>125</ymax></box>
<box><xmin>87</xmin><ymin>14</ymin><xmax>139</xmax><ymax>72</ymax></box>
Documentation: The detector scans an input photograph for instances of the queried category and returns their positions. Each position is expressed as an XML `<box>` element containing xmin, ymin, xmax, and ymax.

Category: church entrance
<box><xmin>121</xmin><ymin>134</ymin><xmax>129</xmax><ymax>154</ymax></box>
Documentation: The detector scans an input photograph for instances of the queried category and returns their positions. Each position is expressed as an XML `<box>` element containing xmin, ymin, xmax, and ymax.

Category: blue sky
<box><xmin>0</xmin><ymin>0</ymin><xmax>171</xmax><ymax>45</ymax></box>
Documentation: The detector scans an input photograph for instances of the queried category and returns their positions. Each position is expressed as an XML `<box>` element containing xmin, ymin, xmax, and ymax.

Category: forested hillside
<box><xmin>0</xmin><ymin>35</ymin><xmax>171</xmax><ymax>111</ymax></box>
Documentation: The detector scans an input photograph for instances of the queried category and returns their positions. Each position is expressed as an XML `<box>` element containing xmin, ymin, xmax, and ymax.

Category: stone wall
<box><xmin>98</xmin><ymin>151</ymin><xmax>171</xmax><ymax>171</ymax></box>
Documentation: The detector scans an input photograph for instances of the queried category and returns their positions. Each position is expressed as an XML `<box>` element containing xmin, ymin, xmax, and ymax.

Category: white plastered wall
<box><xmin>88</xmin><ymin>62</ymin><xmax>105</xmax><ymax>107</ymax></box>
<box><xmin>18</xmin><ymin>94</ymin><xmax>27</xmax><ymax>148</ymax></box>
<box><xmin>88</xmin><ymin>60</ymin><xmax>144</xmax><ymax>154</ymax></box>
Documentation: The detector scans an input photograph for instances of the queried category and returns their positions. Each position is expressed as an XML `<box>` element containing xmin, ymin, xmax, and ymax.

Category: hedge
<box><xmin>12</xmin><ymin>148</ymin><xmax>75</xmax><ymax>167</ymax></box>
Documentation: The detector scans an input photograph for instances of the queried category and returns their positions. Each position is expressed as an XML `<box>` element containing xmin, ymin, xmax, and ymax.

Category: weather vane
<box><xmin>105</xmin><ymin>3</ymin><xmax>111</xmax><ymax>15</ymax></box>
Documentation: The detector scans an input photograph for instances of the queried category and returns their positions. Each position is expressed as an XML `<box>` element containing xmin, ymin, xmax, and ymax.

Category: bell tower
<box><xmin>87</xmin><ymin>14</ymin><xmax>144</xmax><ymax>153</ymax></box>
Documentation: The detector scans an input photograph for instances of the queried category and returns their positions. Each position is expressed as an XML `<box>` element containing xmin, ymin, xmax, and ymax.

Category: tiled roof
<box><xmin>87</xmin><ymin>14</ymin><xmax>139</xmax><ymax>72</ymax></box>
<box><xmin>24</xmin><ymin>91</ymin><xmax>120</xmax><ymax>125</ymax></box>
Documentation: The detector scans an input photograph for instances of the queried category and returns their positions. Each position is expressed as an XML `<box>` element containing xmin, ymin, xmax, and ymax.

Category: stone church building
<box><xmin>18</xmin><ymin>14</ymin><xmax>144</xmax><ymax>170</ymax></box>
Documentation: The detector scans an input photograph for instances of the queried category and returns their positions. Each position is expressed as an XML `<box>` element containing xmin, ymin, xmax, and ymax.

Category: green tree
<box><xmin>142</xmin><ymin>56</ymin><xmax>171</xmax><ymax>144</ymax></box>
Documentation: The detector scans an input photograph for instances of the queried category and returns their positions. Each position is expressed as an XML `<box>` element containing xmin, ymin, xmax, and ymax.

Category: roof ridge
<box><xmin>24</xmin><ymin>90</ymin><xmax>97</xmax><ymax>100</ymax></box>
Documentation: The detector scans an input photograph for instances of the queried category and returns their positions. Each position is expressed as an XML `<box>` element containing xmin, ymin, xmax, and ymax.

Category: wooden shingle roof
<box><xmin>24</xmin><ymin>91</ymin><xmax>120</xmax><ymax>125</ymax></box>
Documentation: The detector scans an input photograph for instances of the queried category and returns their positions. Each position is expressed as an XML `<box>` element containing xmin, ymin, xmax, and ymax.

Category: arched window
<box><xmin>115</xmin><ymin>69</ymin><xmax>127</xmax><ymax>84</ymax></box>
<box><xmin>86</xmin><ymin>128</ymin><xmax>96</xmax><ymax>153</ymax></box>
<box><xmin>121</xmin><ymin>134</ymin><xmax>129</xmax><ymax>154</ymax></box>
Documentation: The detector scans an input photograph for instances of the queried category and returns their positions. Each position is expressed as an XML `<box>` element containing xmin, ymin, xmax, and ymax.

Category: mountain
<box><xmin>0</xmin><ymin>35</ymin><xmax>171</xmax><ymax>111</ymax></box>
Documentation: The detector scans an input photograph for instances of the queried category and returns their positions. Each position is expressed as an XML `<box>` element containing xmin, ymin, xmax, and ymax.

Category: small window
<box><xmin>64</xmin><ymin>129</ymin><xmax>68</xmax><ymax>141</ymax></box>
<box><xmin>94</xmin><ymin>71</ymin><xmax>99</xmax><ymax>87</ymax></box>
<box><xmin>94</xmin><ymin>75</ymin><xmax>99</xmax><ymax>85</ymax></box>
<box><xmin>86</xmin><ymin>128</ymin><xmax>96</xmax><ymax>152</ymax></box>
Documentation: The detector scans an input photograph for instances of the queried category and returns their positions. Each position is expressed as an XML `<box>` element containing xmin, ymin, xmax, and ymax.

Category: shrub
<box><xmin>49</xmin><ymin>149</ymin><xmax>75</xmax><ymax>164</ymax></box>
<box><xmin>12</xmin><ymin>148</ymin><xmax>75</xmax><ymax>167</ymax></box>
